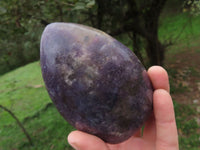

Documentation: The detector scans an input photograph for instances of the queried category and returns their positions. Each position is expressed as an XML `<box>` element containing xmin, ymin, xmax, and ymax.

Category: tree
<box><xmin>71</xmin><ymin>0</ymin><xmax>169</xmax><ymax>66</ymax></box>
<box><xmin>0</xmin><ymin>0</ymin><xmax>188</xmax><ymax>74</ymax></box>
<box><xmin>0</xmin><ymin>0</ymin><xmax>74</xmax><ymax>74</ymax></box>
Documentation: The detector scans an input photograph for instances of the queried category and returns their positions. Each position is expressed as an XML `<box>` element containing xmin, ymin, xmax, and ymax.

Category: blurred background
<box><xmin>0</xmin><ymin>0</ymin><xmax>200</xmax><ymax>149</ymax></box>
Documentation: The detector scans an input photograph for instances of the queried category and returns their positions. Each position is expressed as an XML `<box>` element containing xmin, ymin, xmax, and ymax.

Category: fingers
<box><xmin>68</xmin><ymin>130</ymin><xmax>109</xmax><ymax>150</ymax></box>
<box><xmin>145</xmin><ymin>66</ymin><xmax>178</xmax><ymax>149</ymax></box>
<box><xmin>153</xmin><ymin>89</ymin><xmax>179</xmax><ymax>150</ymax></box>
<box><xmin>148</xmin><ymin>66</ymin><xmax>170</xmax><ymax>92</ymax></box>
<box><xmin>143</xmin><ymin>66</ymin><xmax>170</xmax><ymax>142</ymax></box>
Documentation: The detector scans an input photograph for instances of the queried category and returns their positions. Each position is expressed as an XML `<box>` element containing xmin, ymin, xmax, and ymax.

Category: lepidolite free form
<box><xmin>40</xmin><ymin>23</ymin><xmax>153</xmax><ymax>144</ymax></box>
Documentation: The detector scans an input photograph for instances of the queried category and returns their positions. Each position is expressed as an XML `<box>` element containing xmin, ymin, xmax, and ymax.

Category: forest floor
<box><xmin>166</xmin><ymin>40</ymin><xmax>200</xmax><ymax>120</ymax></box>
<box><xmin>165</xmin><ymin>37</ymin><xmax>200</xmax><ymax>147</ymax></box>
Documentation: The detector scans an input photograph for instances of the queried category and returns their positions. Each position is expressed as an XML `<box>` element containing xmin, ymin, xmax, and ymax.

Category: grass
<box><xmin>0</xmin><ymin>12</ymin><xmax>200</xmax><ymax>149</ymax></box>
<box><xmin>0</xmin><ymin>62</ymin><xmax>50</xmax><ymax>127</ymax></box>
<box><xmin>159</xmin><ymin>12</ymin><xmax>200</xmax><ymax>44</ymax></box>
<box><xmin>159</xmin><ymin>12</ymin><xmax>200</xmax><ymax>57</ymax></box>
<box><xmin>0</xmin><ymin>62</ymin><xmax>75</xmax><ymax>149</ymax></box>
<box><xmin>0</xmin><ymin>104</ymin><xmax>75</xmax><ymax>150</ymax></box>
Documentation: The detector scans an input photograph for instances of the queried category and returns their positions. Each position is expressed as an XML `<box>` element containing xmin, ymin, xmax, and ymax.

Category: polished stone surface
<box><xmin>40</xmin><ymin>23</ymin><xmax>153</xmax><ymax>144</ymax></box>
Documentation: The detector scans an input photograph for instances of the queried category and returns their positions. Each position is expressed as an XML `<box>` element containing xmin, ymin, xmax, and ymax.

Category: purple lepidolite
<box><xmin>40</xmin><ymin>22</ymin><xmax>153</xmax><ymax>144</ymax></box>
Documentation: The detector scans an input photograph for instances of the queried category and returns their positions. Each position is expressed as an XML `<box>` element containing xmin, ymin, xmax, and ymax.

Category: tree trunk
<box><xmin>144</xmin><ymin>0</ymin><xmax>167</xmax><ymax>66</ymax></box>
<box><xmin>144</xmin><ymin>17</ymin><xmax>165</xmax><ymax>66</ymax></box>
<box><xmin>146</xmin><ymin>38</ymin><xmax>165</xmax><ymax>66</ymax></box>
<box><xmin>96</xmin><ymin>0</ymin><xmax>104</xmax><ymax>29</ymax></box>
<box><xmin>132</xmin><ymin>32</ymin><xmax>144</xmax><ymax>64</ymax></box>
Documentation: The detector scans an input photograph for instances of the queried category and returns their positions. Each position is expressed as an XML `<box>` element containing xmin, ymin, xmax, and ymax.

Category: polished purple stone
<box><xmin>40</xmin><ymin>22</ymin><xmax>153</xmax><ymax>144</ymax></box>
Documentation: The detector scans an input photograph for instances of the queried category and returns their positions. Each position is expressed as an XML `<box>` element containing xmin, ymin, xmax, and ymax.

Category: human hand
<box><xmin>67</xmin><ymin>66</ymin><xmax>179</xmax><ymax>150</ymax></box>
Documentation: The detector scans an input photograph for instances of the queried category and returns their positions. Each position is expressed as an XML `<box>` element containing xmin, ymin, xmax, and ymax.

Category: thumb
<box><xmin>68</xmin><ymin>130</ymin><xmax>109</xmax><ymax>150</ymax></box>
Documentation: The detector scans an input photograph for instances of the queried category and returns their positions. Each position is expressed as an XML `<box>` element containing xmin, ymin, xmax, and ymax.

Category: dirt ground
<box><xmin>165</xmin><ymin>45</ymin><xmax>200</xmax><ymax>125</ymax></box>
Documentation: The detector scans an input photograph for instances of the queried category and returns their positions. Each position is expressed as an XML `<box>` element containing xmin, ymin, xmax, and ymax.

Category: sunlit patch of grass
<box><xmin>0</xmin><ymin>61</ymin><xmax>75</xmax><ymax>150</ymax></box>
<box><xmin>0</xmin><ymin>62</ymin><xmax>51</xmax><ymax>127</ymax></box>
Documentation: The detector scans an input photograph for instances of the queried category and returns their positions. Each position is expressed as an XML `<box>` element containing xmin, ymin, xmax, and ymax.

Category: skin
<box><xmin>67</xmin><ymin>66</ymin><xmax>179</xmax><ymax>150</ymax></box>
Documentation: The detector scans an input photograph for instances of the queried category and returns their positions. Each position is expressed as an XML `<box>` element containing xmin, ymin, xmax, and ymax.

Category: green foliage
<box><xmin>1</xmin><ymin>0</ymin><xmax>199</xmax><ymax>74</ymax></box>
<box><xmin>159</xmin><ymin>12</ymin><xmax>200</xmax><ymax>46</ymax></box>
<box><xmin>0</xmin><ymin>0</ymin><xmax>95</xmax><ymax>75</ymax></box>
<box><xmin>0</xmin><ymin>0</ymin><xmax>41</xmax><ymax>74</ymax></box>
<box><xmin>73</xmin><ymin>0</ymin><xmax>95</xmax><ymax>10</ymax></box>
<box><xmin>0</xmin><ymin>0</ymin><xmax>176</xmax><ymax>73</ymax></box>
<box><xmin>183</xmin><ymin>0</ymin><xmax>200</xmax><ymax>16</ymax></box>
